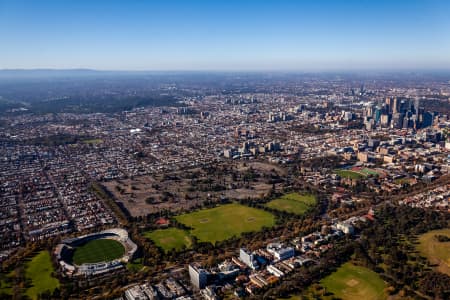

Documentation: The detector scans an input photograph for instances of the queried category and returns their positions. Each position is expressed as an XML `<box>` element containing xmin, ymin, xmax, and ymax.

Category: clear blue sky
<box><xmin>1</xmin><ymin>0</ymin><xmax>449</xmax><ymax>70</ymax></box>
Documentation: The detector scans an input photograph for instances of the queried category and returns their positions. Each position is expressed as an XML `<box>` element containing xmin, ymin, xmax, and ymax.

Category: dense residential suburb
<box><xmin>0</xmin><ymin>72</ymin><xmax>449</xmax><ymax>300</ymax></box>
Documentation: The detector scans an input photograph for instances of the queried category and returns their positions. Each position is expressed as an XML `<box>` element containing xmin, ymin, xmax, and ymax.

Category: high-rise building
<box><xmin>365</xmin><ymin>104</ymin><xmax>374</xmax><ymax>118</ymax></box>
<box><xmin>239</xmin><ymin>248</ymin><xmax>258</xmax><ymax>269</ymax></box>
<box><xmin>189</xmin><ymin>264</ymin><xmax>208</xmax><ymax>289</ymax></box>
<box><xmin>402</xmin><ymin>116</ymin><xmax>410</xmax><ymax>129</ymax></box>
<box><xmin>374</xmin><ymin>106</ymin><xmax>382</xmax><ymax>123</ymax></box>
<box><xmin>380</xmin><ymin>114</ymin><xmax>390</xmax><ymax>127</ymax></box>
<box><xmin>391</xmin><ymin>113</ymin><xmax>403</xmax><ymax>129</ymax></box>
<box><xmin>392</xmin><ymin>97</ymin><xmax>399</xmax><ymax>114</ymax></box>
<box><xmin>385</xmin><ymin>97</ymin><xmax>393</xmax><ymax>113</ymax></box>
<box><xmin>414</xmin><ymin>98</ymin><xmax>420</xmax><ymax>114</ymax></box>
<box><xmin>422</xmin><ymin>111</ymin><xmax>434</xmax><ymax>128</ymax></box>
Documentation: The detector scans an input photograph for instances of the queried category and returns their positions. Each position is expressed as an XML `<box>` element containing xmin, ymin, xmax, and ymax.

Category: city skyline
<box><xmin>1</xmin><ymin>0</ymin><xmax>450</xmax><ymax>71</ymax></box>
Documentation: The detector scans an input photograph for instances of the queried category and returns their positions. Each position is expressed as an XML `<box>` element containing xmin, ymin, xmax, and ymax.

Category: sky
<box><xmin>0</xmin><ymin>0</ymin><xmax>449</xmax><ymax>71</ymax></box>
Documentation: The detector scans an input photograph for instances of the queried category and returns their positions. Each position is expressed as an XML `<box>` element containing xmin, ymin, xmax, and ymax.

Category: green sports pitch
<box><xmin>72</xmin><ymin>239</ymin><xmax>125</xmax><ymax>265</ymax></box>
<box><xmin>25</xmin><ymin>251</ymin><xmax>60</xmax><ymax>300</ymax></box>
<box><xmin>266</xmin><ymin>192</ymin><xmax>316</xmax><ymax>215</ymax></box>
<box><xmin>144</xmin><ymin>227</ymin><xmax>192</xmax><ymax>252</ymax></box>
<box><xmin>175</xmin><ymin>203</ymin><xmax>275</xmax><ymax>244</ymax></box>
<box><xmin>417</xmin><ymin>228</ymin><xmax>450</xmax><ymax>276</ymax></box>
<box><xmin>280</xmin><ymin>262</ymin><xmax>387</xmax><ymax>300</ymax></box>
<box><xmin>1</xmin><ymin>251</ymin><xmax>60</xmax><ymax>300</ymax></box>
<box><xmin>320</xmin><ymin>262</ymin><xmax>387</xmax><ymax>300</ymax></box>
<box><xmin>335</xmin><ymin>169</ymin><xmax>365</xmax><ymax>179</ymax></box>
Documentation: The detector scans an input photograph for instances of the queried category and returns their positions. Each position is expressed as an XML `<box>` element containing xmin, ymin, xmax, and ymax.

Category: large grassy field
<box><xmin>335</xmin><ymin>169</ymin><xmax>365</xmax><ymax>179</ymax></box>
<box><xmin>359</xmin><ymin>168</ymin><xmax>379</xmax><ymax>176</ymax></box>
<box><xmin>72</xmin><ymin>239</ymin><xmax>125</xmax><ymax>265</ymax></box>
<box><xmin>25</xmin><ymin>251</ymin><xmax>60</xmax><ymax>300</ymax></box>
<box><xmin>266</xmin><ymin>192</ymin><xmax>316</xmax><ymax>215</ymax></box>
<box><xmin>175</xmin><ymin>203</ymin><xmax>275</xmax><ymax>244</ymax></box>
<box><xmin>82</xmin><ymin>138</ymin><xmax>103</xmax><ymax>145</ymax></box>
<box><xmin>417</xmin><ymin>228</ymin><xmax>450</xmax><ymax>276</ymax></box>
<box><xmin>144</xmin><ymin>227</ymin><xmax>192</xmax><ymax>252</ymax></box>
<box><xmin>320</xmin><ymin>262</ymin><xmax>387</xmax><ymax>300</ymax></box>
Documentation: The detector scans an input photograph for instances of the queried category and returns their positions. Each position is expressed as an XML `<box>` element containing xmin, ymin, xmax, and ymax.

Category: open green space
<box><xmin>320</xmin><ymin>262</ymin><xmax>387</xmax><ymax>300</ymax></box>
<box><xmin>394</xmin><ymin>177</ymin><xmax>413</xmax><ymax>185</ymax></box>
<box><xmin>25</xmin><ymin>251</ymin><xmax>60</xmax><ymax>300</ymax></box>
<box><xmin>144</xmin><ymin>227</ymin><xmax>192</xmax><ymax>252</ymax></box>
<box><xmin>281</xmin><ymin>262</ymin><xmax>388</xmax><ymax>300</ymax></box>
<box><xmin>127</xmin><ymin>258</ymin><xmax>145</xmax><ymax>272</ymax></box>
<box><xmin>72</xmin><ymin>239</ymin><xmax>125</xmax><ymax>265</ymax></box>
<box><xmin>82</xmin><ymin>138</ymin><xmax>103</xmax><ymax>145</ymax></box>
<box><xmin>360</xmin><ymin>168</ymin><xmax>379</xmax><ymax>176</ymax></box>
<box><xmin>417</xmin><ymin>228</ymin><xmax>450</xmax><ymax>276</ymax></box>
<box><xmin>175</xmin><ymin>203</ymin><xmax>275</xmax><ymax>244</ymax></box>
<box><xmin>335</xmin><ymin>169</ymin><xmax>365</xmax><ymax>179</ymax></box>
<box><xmin>266</xmin><ymin>192</ymin><xmax>316</xmax><ymax>215</ymax></box>
<box><xmin>266</xmin><ymin>193</ymin><xmax>317</xmax><ymax>215</ymax></box>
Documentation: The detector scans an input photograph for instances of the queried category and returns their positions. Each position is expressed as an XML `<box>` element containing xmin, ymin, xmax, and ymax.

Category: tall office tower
<box><xmin>392</xmin><ymin>113</ymin><xmax>403</xmax><ymax>129</ymax></box>
<box><xmin>365</xmin><ymin>104</ymin><xmax>374</xmax><ymax>118</ymax></box>
<box><xmin>392</xmin><ymin>97</ymin><xmax>399</xmax><ymax>114</ymax></box>
<box><xmin>385</xmin><ymin>97</ymin><xmax>393</xmax><ymax>113</ymax></box>
<box><xmin>399</xmin><ymin>100</ymin><xmax>408</xmax><ymax>113</ymax></box>
<box><xmin>422</xmin><ymin>111</ymin><xmax>434</xmax><ymax>128</ymax></box>
<box><xmin>239</xmin><ymin>248</ymin><xmax>258</xmax><ymax>269</ymax></box>
<box><xmin>407</xmin><ymin>99</ymin><xmax>413</xmax><ymax>112</ymax></box>
<box><xmin>189</xmin><ymin>264</ymin><xmax>208</xmax><ymax>289</ymax></box>
<box><xmin>374</xmin><ymin>106</ymin><xmax>382</xmax><ymax>123</ymax></box>
<box><xmin>402</xmin><ymin>116</ymin><xmax>411</xmax><ymax>129</ymax></box>
<box><xmin>414</xmin><ymin>98</ymin><xmax>420</xmax><ymax>114</ymax></box>
<box><xmin>380</xmin><ymin>114</ymin><xmax>390</xmax><ymax>127</ymax></box>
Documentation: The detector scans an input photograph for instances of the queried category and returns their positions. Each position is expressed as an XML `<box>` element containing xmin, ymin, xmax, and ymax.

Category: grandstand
<box><xmin>54</xmin><ymin>228</ymin><xmax>137</xmax><ymax>277</ymax></box>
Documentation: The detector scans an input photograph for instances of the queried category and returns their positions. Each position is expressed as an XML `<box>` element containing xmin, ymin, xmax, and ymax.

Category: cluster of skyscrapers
<box><xmin>364</xmin><ymin>97</ymin><xmax>434</xmax><ymax>130</ymax></box>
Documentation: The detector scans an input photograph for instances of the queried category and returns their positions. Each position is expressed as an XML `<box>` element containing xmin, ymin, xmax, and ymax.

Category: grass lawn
<box><xmin>127</xmin><ymin>258</ymin><xmax>145</xmax><ymax>272</ymax></box>
<box><xmin>25</xmin><ymin>251</ymin><xmax>60</xmax><ymax>300</ymax></box>
<box><xmin>335</xmin><ymin>169</ymin><xmax>365</xmax><ymax>179</ymax></box>
<box><xmin>417</xmin><ymin>228</ymin><xmax>450</xmax><ymax>276</ymax></box>
<box><xmin>82</xmin><ymin>138</ymin><xmax>103</xmax><ymax>145</ymax></box>
<box><xmin>175</xmin><ymin>203</ymin><xmax>275</xmax><ymax>244</ymax></box>
<box><xmin>320</xmin><ymin>262</ymin><xmax>387</xmax><ymax>300</ymax></box>
<box><xmin>143</xmin><ymin>227</ymin><xmax>192</xmax><ymax>252</ymax></box>
<box><xmin>72</xmin><ymin>239</ymin><xmax>125</xmax><ymax>265</ymax></box>
<box><xmin>360</xmin><ymin>168</ymin><xmax>379</xmax><ymax>176</ymax></box>
<box><xmin>394</xmin><ymin>177</ymin><xmax>413</xmax><ymax>185</ymax></box>
<box><xmin>266</xmin><ymin>192</ymin><xmax>316</xmax><ymax>215</ymax></box>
